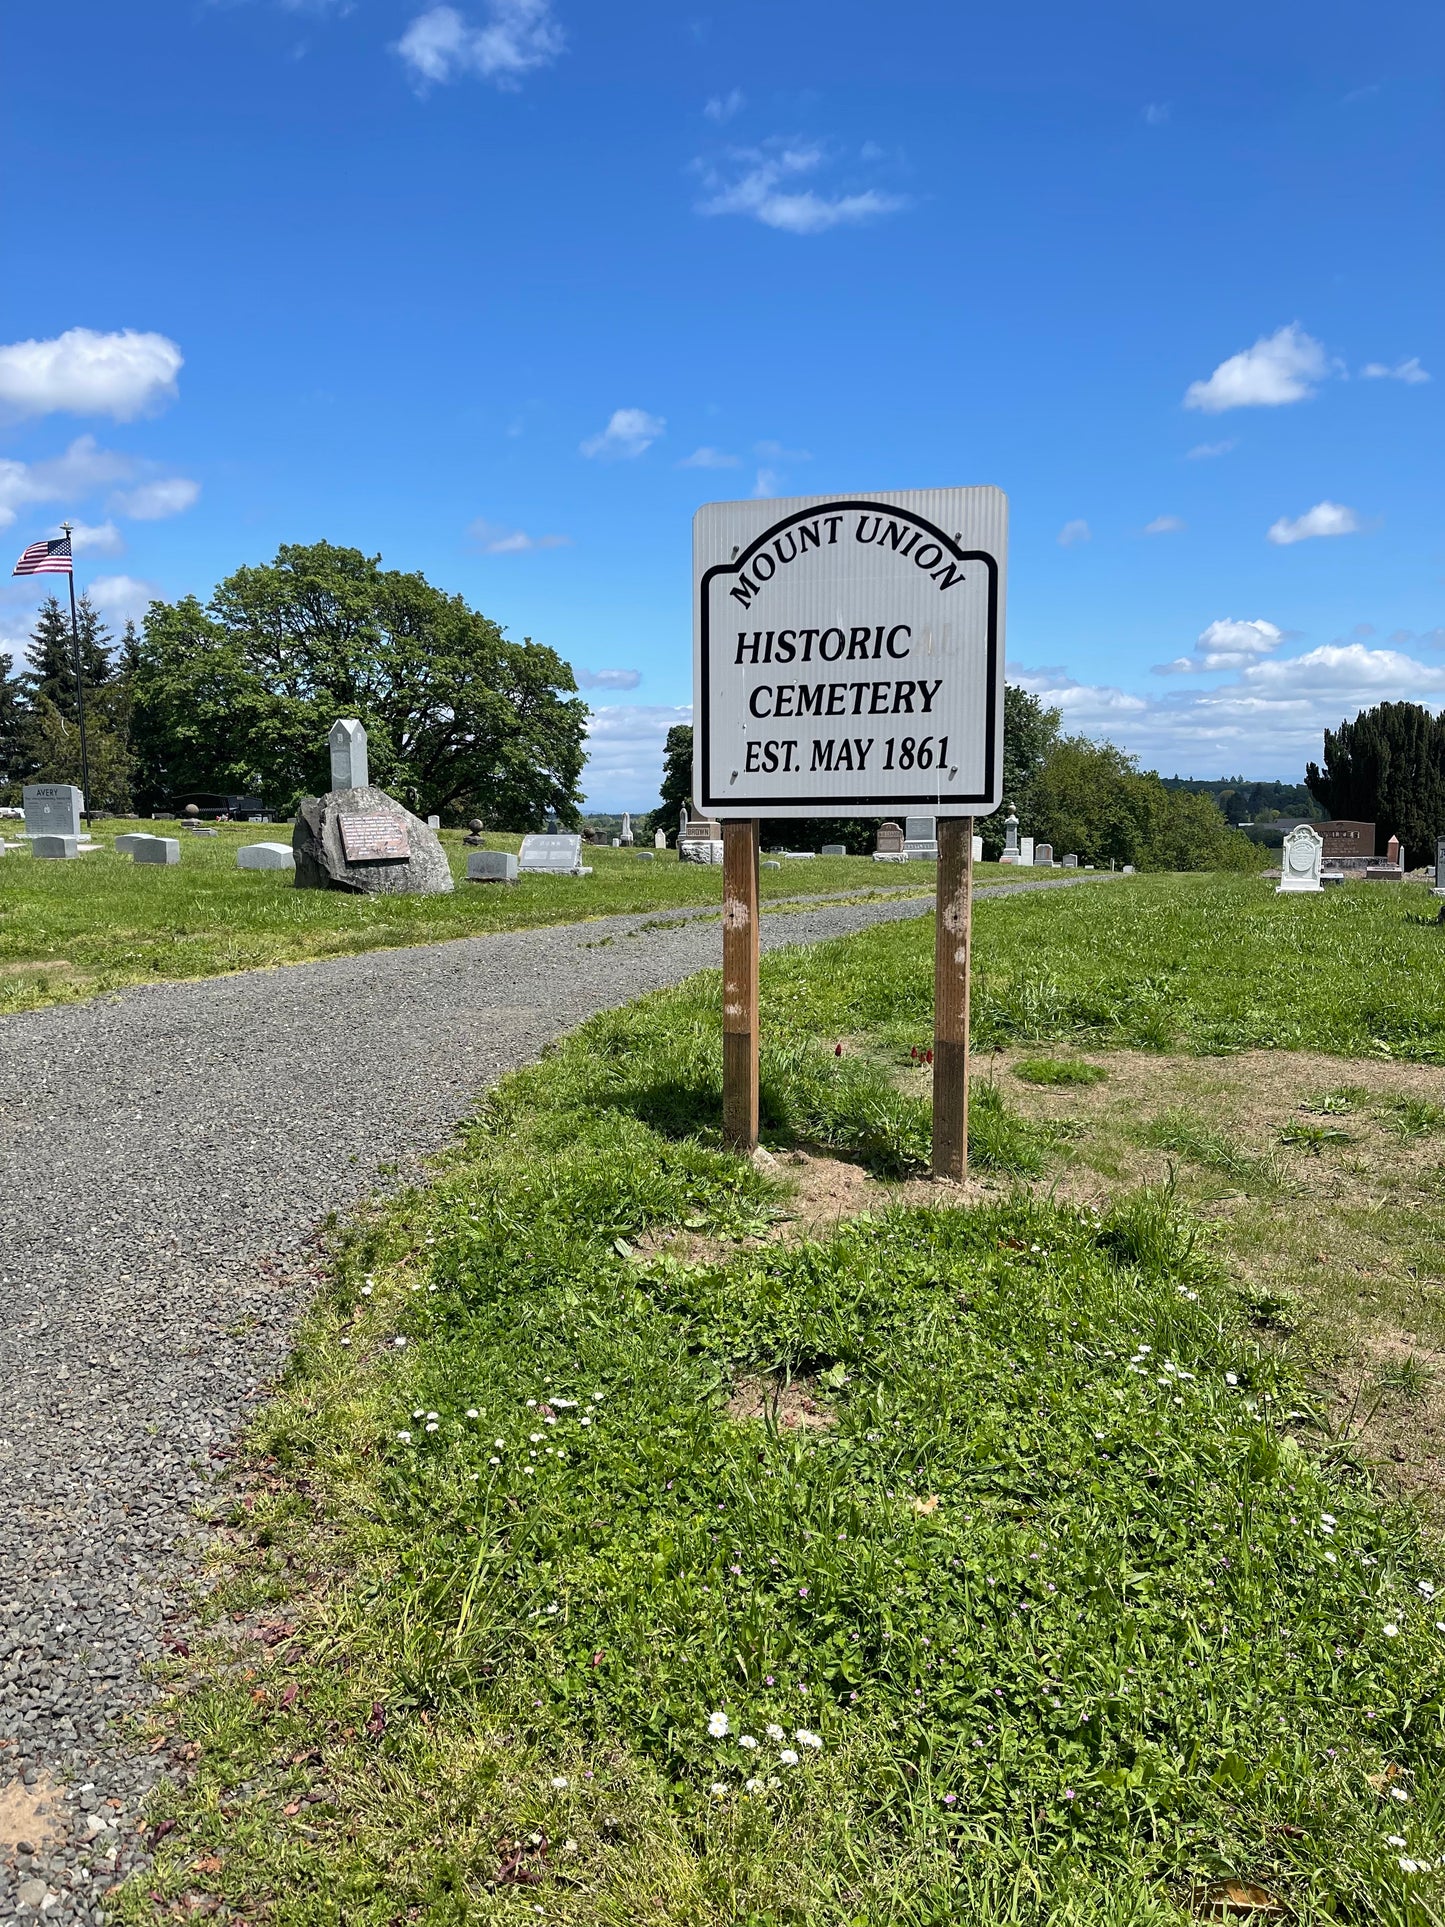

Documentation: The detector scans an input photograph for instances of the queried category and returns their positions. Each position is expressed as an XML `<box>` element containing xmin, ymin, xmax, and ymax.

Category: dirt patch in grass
<box><xmin>724</xmin><ymin>1372</ymin><xmax>837</xmax><ymax>1430</ymax></box>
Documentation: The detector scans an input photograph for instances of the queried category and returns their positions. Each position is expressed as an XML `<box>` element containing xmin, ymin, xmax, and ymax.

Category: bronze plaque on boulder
<box><xmin>339</xmin><ymin>812</ymin><xmax>410</xmax><ymax>862</ymax></box>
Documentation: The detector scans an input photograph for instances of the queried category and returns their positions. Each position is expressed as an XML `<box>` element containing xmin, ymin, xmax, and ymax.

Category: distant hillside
<box><xmin>1160</xmin><ymin>777</ymin><xmax>1326</xmax><ymax>827</ymax></box>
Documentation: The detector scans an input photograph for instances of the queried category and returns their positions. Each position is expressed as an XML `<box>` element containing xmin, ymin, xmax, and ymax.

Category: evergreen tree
<box><xmin>1306</xmin><ymin>702</ymin><xmax>1445</xmax><ymax>860</ymax></box>
<box><xmin>22</xmin><ymin>592</ymin><xmax>112</xmax><ymax>720</ymax></box>
<box><xmin>0</xmin><ymin>654</ymin><xmax>32</xmax><ymax>800</ymax></box>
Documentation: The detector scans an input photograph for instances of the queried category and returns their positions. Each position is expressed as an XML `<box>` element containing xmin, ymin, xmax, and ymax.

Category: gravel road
<box><xmin>0</xmin><ymin>875</ymin><xmax>1097</xmax><ymax>1918</ymax></box>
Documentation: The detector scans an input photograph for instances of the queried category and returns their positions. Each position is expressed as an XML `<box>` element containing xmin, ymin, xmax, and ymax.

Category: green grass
<box><xmin>0</xmin><ymin>821</ymin><xmax>962</xmax><ymax>1015</ymax></box>
<box><xmin>122</xmin><ymin>920</ymin><xmax>1445</xmax><ymax>1926</ymax></box>
<box><xmin>1011</xmin><ymin>1056</ymin><xmax>1109</xmax><ymax>1088</ymax></box>
<box><xmin>756</xmin><ymin>872</ymin><xmax>1445</xmax><ymax>1061</ymax></box>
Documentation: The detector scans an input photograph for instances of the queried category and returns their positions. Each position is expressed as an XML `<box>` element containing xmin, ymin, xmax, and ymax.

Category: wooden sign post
<box><xmin>722</xmin><ymin>819</ymin><xmax>760</xmax><ymax>1149</ymax></box>
<box><xmin>693</xmin><ymin>488</ymin><xmax>1006</xmax><ymax>1163</ymax></box>
<box><xmin>932</xmin><ymin>816</ymin><xmax>974</xmax><ymax>1178</ymax></box>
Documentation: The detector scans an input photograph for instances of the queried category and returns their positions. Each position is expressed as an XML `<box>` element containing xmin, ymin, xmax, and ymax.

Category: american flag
<box><xmin>12</xmin><ymin>535</ymin><xmax>73</xmax><ymax>576</ymax></box>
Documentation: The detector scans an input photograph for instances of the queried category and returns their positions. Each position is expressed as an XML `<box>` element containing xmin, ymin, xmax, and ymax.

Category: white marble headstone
<box><xmin>1277</xmin><ymin>823</ymin><xmax>1324</xmax><ymax>894</ymax></box>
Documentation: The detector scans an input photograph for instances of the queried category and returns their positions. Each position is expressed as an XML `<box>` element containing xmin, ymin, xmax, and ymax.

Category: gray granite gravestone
<box><xmin>1035</xmin><ymin>842</ymin><xmax>1053</xmax><ymax>866</ymax></box>
<box><xmin>821</xmin><ymin>843</ymin><xmax>846</xmax><ymax>857</ymax></box>
<box><xmin>24</xmin><ymin>784</ymin><xmax>84</xmax><ymax>840</ymax></box>
<box><xmin>467</xmin><ymin>851</ymin><xmax>519</xmax><ymax>883</ymax></box>
<box><xmin>1062</xmin><ymin>853</ymin><xmax>1078</xmax><ymax>867</ymax></box>
<box><xmin>114</xmin><ymin>833</ymin><xmax>149</xmax><ymax>856</ymax></box>
<box><xmin>1435</xmin><ymin>835</ymin><xmax>1445</xmax><ymax>896</ymax></box>
<box><xmin>1001</xmin><ymin>811</ymin><xmax>1020</xmax><ymax>863</ymax></box>
<box><xmin>518</xmin><ymin>833</ymin><xmax>590</xmax><ymax>876</ymax></box>
<box><xmin>904</xmin><ymin>814</ymin><xmax>938</xmax><ymax>859</ymax></box>
<box><xmin>134</xmin><ymin>836</ymin><xmax>180</xmax><ymax>865</ymax></box>
<box><xmin>32</xmin><ymin>834</ymin><xmax>80</xmax><ymax>859</ymax></box>
<box><xmin>237</xmin><ymin>842</ymin><xmax>295</xmax><ymax>871</ymax></box>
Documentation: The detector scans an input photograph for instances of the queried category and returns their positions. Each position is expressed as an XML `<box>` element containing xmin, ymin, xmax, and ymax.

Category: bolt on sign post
<box><xmin>693</xmin><ymin>488</ymin><xmax>1007</xmax><ymax>1173</ymax></box>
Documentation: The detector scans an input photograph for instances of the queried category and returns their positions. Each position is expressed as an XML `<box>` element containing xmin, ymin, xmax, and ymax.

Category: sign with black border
<box><xmin>693</xmin><ymin>487</ymin><xmax>1006</xmax><ymax>818</ymax></box>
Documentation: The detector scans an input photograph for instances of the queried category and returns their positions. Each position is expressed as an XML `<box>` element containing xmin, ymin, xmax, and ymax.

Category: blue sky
<box><xmin>0</xmin><ymin>0</ymin><xmax>1439</xmax><ymax>809</ymax></box>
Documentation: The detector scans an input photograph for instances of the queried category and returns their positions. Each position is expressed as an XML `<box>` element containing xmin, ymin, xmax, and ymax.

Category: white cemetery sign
<box><xmin>329</xmin><ymin>718</ymin><xmax>368</xmax><ymax>791</ymax></box>
<box><xmin>1277</xmin><ymin>823</ymin><xmax>1324</xmax><ymax>894</ymax></box>
<box><xmin>693</xmin><ymin>488</ymin><xmax>1006</xmax><ymax>818</ymax></box>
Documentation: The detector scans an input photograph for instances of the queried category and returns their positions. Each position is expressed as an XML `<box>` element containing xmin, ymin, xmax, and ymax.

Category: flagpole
<box><xmin>59</xmin><ymin>521</ymin><xmax>92</xmax><ymax>826</ymax></box>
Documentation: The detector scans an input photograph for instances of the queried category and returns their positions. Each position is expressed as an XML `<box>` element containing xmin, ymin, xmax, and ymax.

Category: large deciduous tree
<box><xmin>1306</xmin><ymin>702</ymin><xmax>1445</xmax><ymax>860</ymax></box>
<box><xmin>132</xmin><ymin>541</ymin><xmax>587</xmax><ymax>824</ymax></box>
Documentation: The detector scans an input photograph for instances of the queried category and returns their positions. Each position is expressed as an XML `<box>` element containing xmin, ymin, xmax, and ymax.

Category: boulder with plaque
<box><xmin>293</xmin><ymin>719</ymin><xmax>453</xmax><ymax>895</ymax></box>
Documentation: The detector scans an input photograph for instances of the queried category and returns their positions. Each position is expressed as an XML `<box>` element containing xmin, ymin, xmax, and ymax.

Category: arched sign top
<box><xmin>693</xmin><ymin>487</ymin><xmax>1007</xmax><ymax>819</ymax></box>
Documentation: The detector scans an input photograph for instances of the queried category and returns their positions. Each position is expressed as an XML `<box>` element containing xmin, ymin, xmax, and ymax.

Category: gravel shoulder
<box><xmin>0</xmin><ymin>874</ymin><xmax>1101</xmax><ymax>1919</ymax></box>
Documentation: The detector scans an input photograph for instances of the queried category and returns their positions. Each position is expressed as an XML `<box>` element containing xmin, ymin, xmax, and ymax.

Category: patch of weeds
<box><xmin>1011</xmin><ymin>1056</ymin><xmax>1108</xmax><ymax>1088</ymax></box>
<box><xmin>1379</xmin><ymin>1096</ymin><xmax>1445</xmax><ymax>1141</ymax></box>
<box><xmin>1303</xmin><ymin>1085</ymin><xmax>1370</xmax><ymax>1115</ymax></box>
<box><xmin>1136</xmin><ymin>1110</ymin><xmax>1287</xmax><ymax>1194</ymax></box>
<box><xmin>1379</xmin><ymin>1355</ymin><xmax>1435</xmax><ymax>1400</ymax></box>
<box><xmin>1278</xmin><ymin>1120</ymin><xmax>1355</xmax><ymax>1153</ymax></box>
<box><xmin>1236</xmin><ymin>1284</ymin><xmax>1297</xmax><ymax>1333</ymax></box>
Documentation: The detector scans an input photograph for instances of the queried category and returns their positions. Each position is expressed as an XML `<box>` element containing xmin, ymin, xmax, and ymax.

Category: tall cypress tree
<box><xmin>22</xmin><ymin>592</ymin><xmax>112</xmax><ymax>721</ymax></box>
<box><xmin>1306</xmin><ymin>701</ymin><xmax>1445</xmax><ymax>860</ymax></box>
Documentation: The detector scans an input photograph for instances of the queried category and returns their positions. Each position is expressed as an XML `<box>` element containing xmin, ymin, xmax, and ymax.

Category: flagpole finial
<box><xmin>60</xmin><ymin>519</ymin><xmax>72</xmax><ymax>534</ymax></box>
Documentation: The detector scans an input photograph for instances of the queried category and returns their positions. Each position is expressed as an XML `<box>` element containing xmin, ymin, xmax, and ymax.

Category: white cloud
<box><xmin>752</xmin><ymin>468</ymin><xmax>781</xmax><ymax>498</ymax></box>
<box><xmin>394</xmin><ymin>0</ymin><xmax>563</xmax><ymax>89</ymax></box>
<box><xmin>1184</xmin><ymin>323</ymin><xmax>1331</xmax><ymax>413</ymax></box>
<box><xmin>1057</xmin><ymin>519</ymin><xmax>1091</xmax><ymax>547</ymax></box>
<box><xmin>67</xmin><ymin>520</ymin><xmax>125</xmax><ymax>557</ymax></box>
<box><xmin>1186</xmin><ymin>439</ymin><xmax>1236</xmax><ymax>459</ymax></box>
<box><xmin>467</xmin><ymin>516</ymin><xmax>571</xmax><ymax>553</ymax></box>
<box><xmin>678</xmin><ymin>446</ymin><xmax>740</xmax><ymax>469</ymax></box>
<box><xmin>695</xmin><ymin>139</ymin><xmax>907</xmax><ymax>234</ymax></box>
<box><xmin>580</xmin><ymin>407</ymin><xmax>664</xmax><ymax>460</ymax></box>
<box><xmin>1155</xmin><ymin>616</ymin><xmax>1283</xmax><ymax>674</ymax></box>
<box><xmin>86</xmin><ymin>574</ymin><xmax>161</xmax><ymax>628</ymax></box>
<box><xmin>110</xmin><ymin>476</ymin><xmax>201</xmax><ymax>520</ymax></box>
<box><xmin>0</xmin><ymin>436</ymin><xmax>137</xmax><ymax>531</ymax></box>
<box><xmin>1143</xmin><ymin>102</ymin><xmax>1169</xmax><ymax>125</ymax></box>
<box><xmin>1266</xmin><ymin>500</ymin><xmax>1361</xmax><ymax>546</ymax></box>
<box><xmin>0</xmin><ymin>328</ymin><xmax>183</xmax><ymax>421</ymax></box>
<box><xmin>577</xmin><ymin>668</ymin><xmax>640</xmax><ymax>690</ymax></box>
<box><xmin>754</xmin><ymin>438</ymin><xmax>811</xmax><ymax>462</ymax></box>
<box><xmin>1361</xmin><ymin>356</ymin><xmax>1429</xmax><ymax>384</ymax></box>
<box><xmin>1144</xmin><ymin>515</ymin><xmax>1185</xmax><ymax>535</ymax></box>
<box><xmin>704</xmin><ymin>89</ymin><xmax>743</xmax><ymax>123</ymax></box>
<box><xmin>581</xmin><ymin>702</ymin><xmax>692</xmax><ymax>810</ymax></box>
<box><xmin>1014</xmin><ymin>639</ymin><xmax>1445</xmax><ymax>773</ymax></box>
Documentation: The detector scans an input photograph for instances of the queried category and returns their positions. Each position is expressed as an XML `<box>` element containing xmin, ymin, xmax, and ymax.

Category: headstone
<box><xmin>427</xmin><ymin>814</ymin><xmax>441</xmax><ymax>831</ymax></box>
<box><xmin>467</xmin><ymin>851</ymin><xmax>519</xmax><ymax>884</ymax></box>
<box><xmin>1121</xmin><ymin>864</ymin><xmax>1135</xmax><ymax>875</ymax></box>
<box><xmin>762</xmin><ymin>859</ymin><xmax>782</xmax><ymax>870</ymax></box>
<box><xmin>783</xmin><ymin>851</ymin><xmax>816</xmax><ymax>859</ymax></box>
<box><xmin>1019</xmin><ymin>835</ymin><xmax>1034</xmax><ymax>866</ymax></box>
<box><xmin>636</xmin><ymin>849</ymin><xmax>655</xmax><ymax>861</ymax></box>
<box><xmin>679</xmin><ymin>808</ymin><xmax>724</xmax><ymax>864</ymax></box>
<box><xmin>1002</xmin><ymin>811</ymin><xmax>1020</xmax><ymax>862</ymax></box>
<box><xmin>1387</xmin><ymin>834</ymin><xmax>1402</xmax><ymax>867</ymax></box>
<box><xmin>904</xmin><ymin>814</ymin><xmax>938</xmax><ymax>860</ymax></box>
<box><xmin>237</xmin><ymin>842</ymin><xmax>295</xmax><ymax>871</ymax></box>
<box><xmin>1365</xmin><ymin>864</ymin><xmax>1405</xmax><ymax>882</ymax></box>
<box><xmin>330</xmin><ymin>719</ymin><xmax>369</xmax><ymax>791</ymax></box>
<box><xmin>1276</xmin><ymin>823</ymin><xmax>1324</xmax><ymax>894</ymax></box>
<box><xmin>654</xmin><ymin>828</ymin><xmax>667</xmax><ymax>849</ymax></box>
<box><xmin>875</xmin><ymin>821</ymin><xmax>904</xmax><ymax>855</ymax></box>
<box><xmin>518</xmin><ymin>833</ymin><xmax>591</xmax><ymax>876</ymax></box>
<box><xmin>619</xmin><ymin>812</ymin><xmax>634</xmax><ymax>846</ymax></box>
<box><xmin>972</xmin><ymin>833</ymin><xmax>983</xmax><ymax>862</ymax></box>
<box><xmin>23</xmin><ymin>784</ymin><xmax>83</xmax><ymax>840</ymax></box>
<box><xmin>1034</xmin><ymin>842</ymin><xmax>1053</xmax><ymax>866</ymax></box>
<box><xmin>611</xmin><ymin>838</ymin><xmax>621</xmax><ymax>847</ymax></box>
<box><xmin>1320</xmin><ymin>820</ymin><xmax>1374</xmax><ymax>863</ymax></box>
<box><xmin>133</xmin><ymin>836</ymin><xmax>180</xmax><ymax>866</ymax></box>
<box><xmin>1435</xmin><ymin>835</ymin><xmax>1445</xmax><ymax>896</ymax></box>
<box><xmin>821</xmin><ymin>843</ymin><xmax>846</xmax><ymax>857</ymax></box>
<box><xmin>32</xmin><ymin>834</ymin><xmax>80</xmax><ymax>860</ymax></box>
<box><xmin>1062</xmin><ymin>853</ymin><xmax>1078</xmax><ymax>868</ymax></box>
<box><xmin>294</xmin><ymin>787</ymin><xmax>453</xmax><ymax>896</ymax></box>
<box><xmin>114</xmin><ymin>833</ymin><xmax>149</xmax><ymax>857</ymax></box>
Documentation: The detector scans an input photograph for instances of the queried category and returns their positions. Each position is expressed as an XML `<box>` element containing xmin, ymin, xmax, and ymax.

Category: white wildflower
<box><xmin>738</xmin><ymin>1734</ymin><xmax>757</xmax><ymax>1749</ymax></box>
<box><xmin>765</xmin><ymin>1723</ymin><xmax>785</xmax><ymax>1742</ymax></box>
<box><xmin>707</xmin><ymin>1710</ymin><xmax>730</xmax><ymax>1738</ymax></box>
<box><xmin>710</xmin><ymin>1782</ymin><xmax>728</xmax><ymax>1798</ymax></box>
<box><xmin>744</xmin><ymin>1776</ymin><xmax>763</xmax><ymax>1793</ymax></box>
<box><xmin>1384</xmin><ymin>1624</ymin><xmax>1400</xmax><ymax>1638</ymax></box>
<box><xmin>795</xmin><ymin>1728</ymin><xmax>822</xmax><ymax>1749</ymax></box>
<box><xmin>396</xmin><ymin>1430</ymin><xmax>412</xmax><ymax>1443</ymax></box>
<box><xmin>778</xmin><ymin>1748</ymin><xmax>800</xmax><ymax>1766</ymax></box>
<box><xmin>466</xmin><ymin>1408</ymin><xmax>480</xmax><ymax>1419</ymax></box>
<box><xmin>551</xmin><ymin>1775</ymin><xmax>568</xmax><ymax>1789</ymax></box>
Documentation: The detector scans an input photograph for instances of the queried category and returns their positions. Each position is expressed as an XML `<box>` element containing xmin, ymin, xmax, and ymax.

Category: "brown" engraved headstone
<box><xmin>1319</xmin><ymin>819</ymin><xmax>1375</xmax><ymax>862</ymax></box>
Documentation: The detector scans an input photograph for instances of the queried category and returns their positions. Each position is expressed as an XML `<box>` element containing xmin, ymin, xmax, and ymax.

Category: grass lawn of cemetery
<box><xmin>0</xmin><ymin>821</ymin><xmax>1000</xmax><ymax>1018</ymax></box>
<box><xmin>119</xmin><ymin>875</ymin><xmax>1445</xmax><ymax>1926</ymax></box>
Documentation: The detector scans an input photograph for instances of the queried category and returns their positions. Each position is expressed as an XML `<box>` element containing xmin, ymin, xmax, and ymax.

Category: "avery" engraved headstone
<box><xmin>24</xmin><ymin>784</ymin><xmax>84</xmax><ymax>839</ymax></box>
